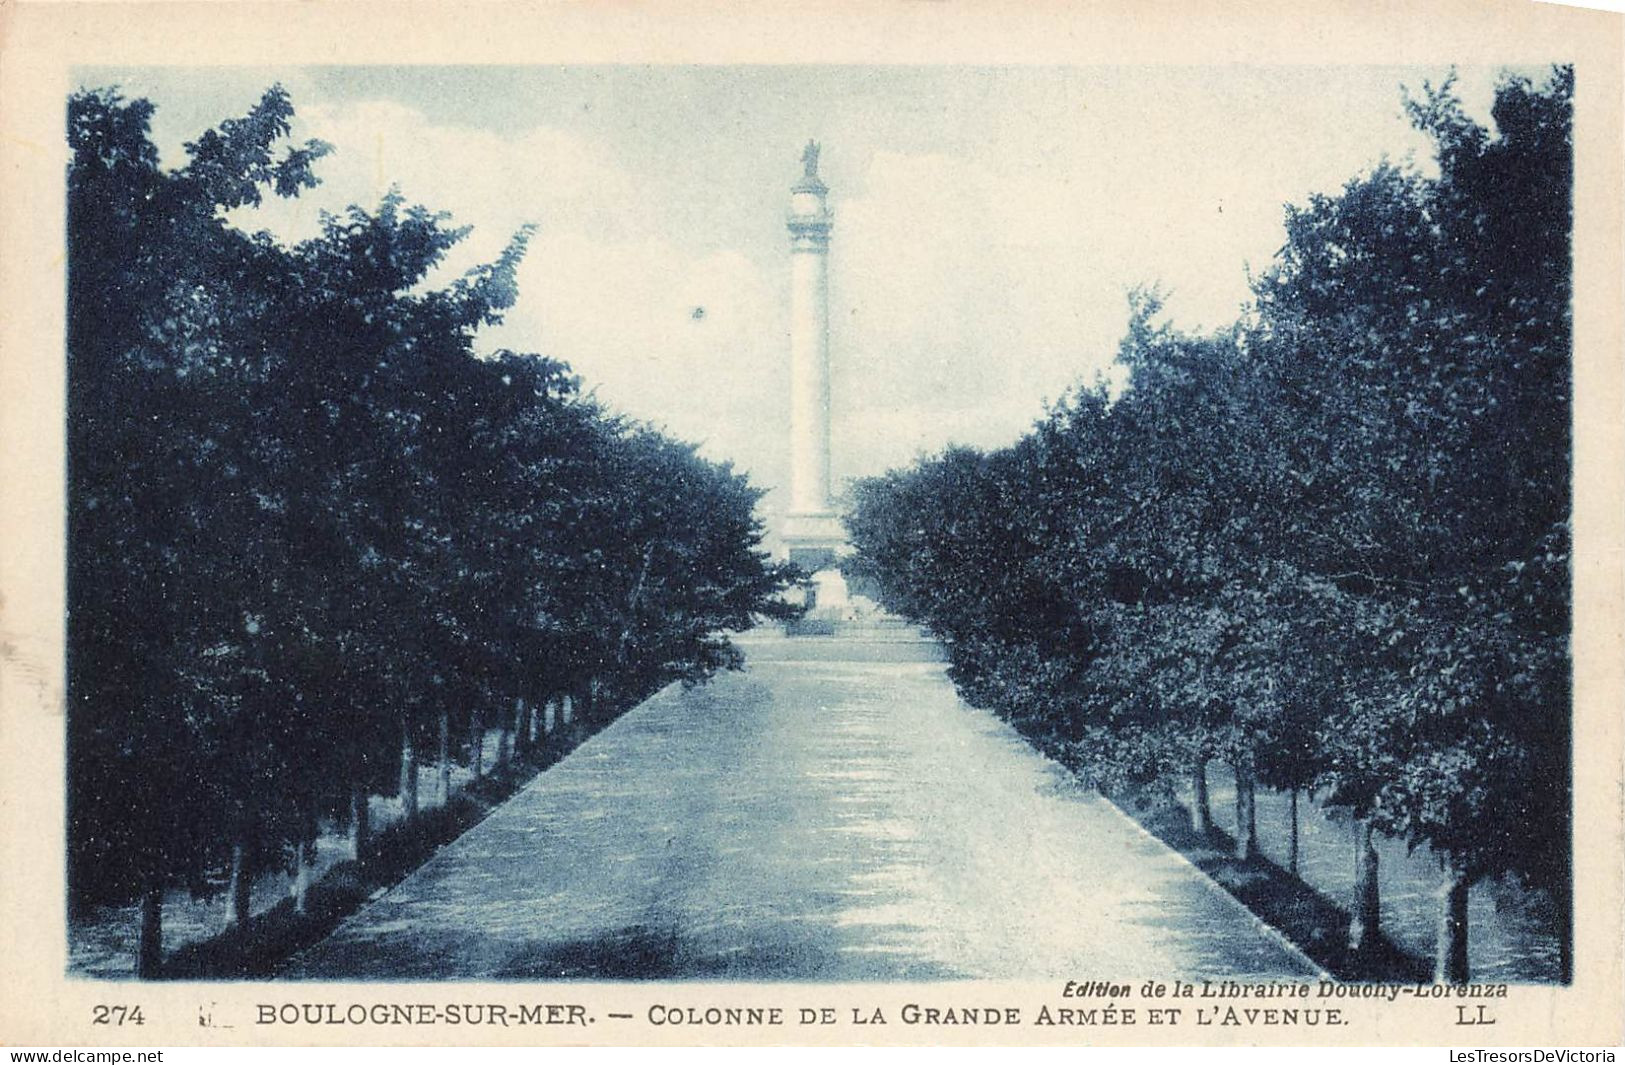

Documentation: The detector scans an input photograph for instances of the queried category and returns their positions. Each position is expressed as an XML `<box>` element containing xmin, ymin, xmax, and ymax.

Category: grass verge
<box><xmin>159</xmin><ymin>724</ymin><xmax>596</xmax><ymax>980</ymax></box>
<box><xmin>1109</xmin><ymin>792</ymin><xmax>1431</xmax><ymax>983</ymax></box>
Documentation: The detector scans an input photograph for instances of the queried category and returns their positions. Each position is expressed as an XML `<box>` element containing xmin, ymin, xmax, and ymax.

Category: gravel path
<box><xmin>288</xmin><ymin>634</ymin><xmax>1315</xmax><ymax>981</ymax></box>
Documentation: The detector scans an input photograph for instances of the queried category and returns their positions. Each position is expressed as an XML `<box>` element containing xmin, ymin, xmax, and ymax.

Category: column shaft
<box><xmin>789</xmin><ymin>245</ymin><xmax>831</xmax><ymax>515</ymax></box>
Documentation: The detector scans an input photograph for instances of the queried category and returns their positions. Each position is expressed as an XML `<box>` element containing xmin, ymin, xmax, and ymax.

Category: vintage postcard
<box><xmin>1</xmin><ymin>0</ymin><xmax>1621</xmax><ymax>1049</ymax></box>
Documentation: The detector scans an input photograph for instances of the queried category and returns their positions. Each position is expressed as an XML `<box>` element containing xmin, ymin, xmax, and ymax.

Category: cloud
<box><xmin>211</xmin><ymin>68</ymin><xmax>1488</xmax><ymax>533</ymax></box>
<box><xmin>494</xmin><ymin>237</ymin><xmax>788</xmax><ymax>484</ymax></box>
<box><xmin>228</xmin><ymin>100</ymin><xmax>795</xmax><ymax>497</ymax></box>
<box><xmin>223</xmin><ymin>98</ymin><xmax>1278</xmax><ymax>530</ymax></box>
<box><xmin>232</xmin><ymin>99</ymin><xmax>639</xmax><ymax>273</ymax></box>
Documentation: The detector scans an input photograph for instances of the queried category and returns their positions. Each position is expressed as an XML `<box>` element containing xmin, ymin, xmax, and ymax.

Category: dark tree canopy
<box><xmin>66</xmin><ymin>85</ymin><xmax>800</xmax><ymax>921</ymax></box>
<box><xmin>847</xmin><ymin>68</ymin><xmax>1572</xmax><ymax>964</ymax></box>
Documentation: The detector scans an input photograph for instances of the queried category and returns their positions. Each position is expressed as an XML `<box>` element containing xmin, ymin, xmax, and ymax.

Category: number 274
<box><xmin>92</xmin><ymin>1005</ymin><xmax>145</xmax><ymax>1025</ymax></box>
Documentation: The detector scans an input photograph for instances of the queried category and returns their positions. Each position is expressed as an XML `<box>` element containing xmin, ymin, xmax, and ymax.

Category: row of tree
<box><xmin>846</xmin><ymin>68</ymin><xmax>1572</xmax><ymax>983</ymax></box>
<box><xmin>66</xmin><ymin>86</ymin><xmax>799</xmax><ymax>976</ymax></box>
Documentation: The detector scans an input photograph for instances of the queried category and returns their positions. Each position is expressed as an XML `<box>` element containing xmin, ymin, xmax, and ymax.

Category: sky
<box><xmin>79</xmin><ymin>64</ymin><xmax>1534</xmax><ymax>536</ymax></box>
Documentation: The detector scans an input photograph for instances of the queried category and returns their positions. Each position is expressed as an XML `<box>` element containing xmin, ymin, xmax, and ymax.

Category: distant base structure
<box><xmin>771</xmin><ymin>594</ymin><xmax>940</xmax><ymax>648</ymax></box>
<box><xmin>779</xmin><ymin>549</ymin><xmax>920</xmax><ymax>640</ymax></box>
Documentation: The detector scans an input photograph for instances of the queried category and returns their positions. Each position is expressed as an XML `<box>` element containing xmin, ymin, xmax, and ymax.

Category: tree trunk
<box><xmin>225</xmin><ymin>836</ymin><xmax>252</xmax><ymax>929</ymax></box>
<box><xmin>350</xmin><ymin>784</ymin><xmax>370</xmax><ymax>861</ymax></box>
<box><xmin>289</xmin><ymin>846</ymin><xmax>305</xmax><ymax>913</ymax></box>
<box><xmin>1435</xmin><ymin>861</ymin><xmax>1471</xmax><ymax>984</ymax></box>
<box><xmin>1288</xmin><ymin>789</ymin><xmax>1301</xmax><ymax>876</ymax></box>
<box><xmin>399</xmin><ymin>725</ymin><xmax>419</xmax><ymax>822</ymax></box>
<box><xmin>469</xmin><ymin>706</ymin><xmax>484</xmax><ymax>780</ymax></box>
<box><xmin>290</xmin><ymin>838</ymin><xmax>314</xmax><ymax>914</ymax></box>
<box><xmin>136</xmin><ymin>881</ymin><xmax>163</xmax><ymax>979</ymax></box>
<box><xmin>497</xmin><ymin>707</ymin><xmax>513</xmax><ymax>767</ymax></box>
<box><xmin>1233</xmin><ymin>767</ymin><xmax>1258</xmax><ymax>861</ymax></box>
<box><xmin>437</xmin><ymin>707</ymin><xmax>452</xmax><ymax>802</ymax></box>
<box><xmin>1349</xmin><ymin>820</ymin><xmax>1382</xmax><ymax>953</ymax></box>
<box><xmin>544</xmin><ymin>697</ymin><xmax>557</xmax><ymax>736</ymax></box>
<box><xmin>512</xmin><ymin>698</ymin><xmax>528</xmax><ymax>759</ymax></box>
<box><xmin>290</xmin><ymin>804</ymin><xmax>317</xmax><ymax>914</ymax></box>
<box><xmin>562</xmin><ymin>694</ymin><xmax>573</xmax><ymax>727</ymax></box>
<box><xmin>1556</xmin><ymin>867</ymin><xmax>1573</xmax><ymax>984</ymax></box>
<box><xmin>1191</xmin><ymin>757</ymin><xmax>1212</xmax><ymax>834</ymax></box>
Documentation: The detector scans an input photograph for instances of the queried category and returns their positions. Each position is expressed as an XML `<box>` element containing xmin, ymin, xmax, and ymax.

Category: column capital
<box><xmin>787</xmin><ymin>208</ymin><xmax>832</xmax><ymax>251</ymax></box>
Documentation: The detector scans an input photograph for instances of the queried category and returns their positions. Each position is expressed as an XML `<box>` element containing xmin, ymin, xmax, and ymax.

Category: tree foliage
<box><xmin>847</xmin><ymin>68</ymin><xmax>1572</xmax><ymax>973</ymax></box>
<box><xmin>66</xmin><ymin>85</ymin><xmax>799</xmax><ymax>925</ymax></box>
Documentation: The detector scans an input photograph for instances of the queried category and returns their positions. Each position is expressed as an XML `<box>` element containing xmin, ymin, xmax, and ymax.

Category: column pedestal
<box><xmin>783</xmin><ymin>511</ymin><xmax>846</xmax><ymax>573</ymax></box>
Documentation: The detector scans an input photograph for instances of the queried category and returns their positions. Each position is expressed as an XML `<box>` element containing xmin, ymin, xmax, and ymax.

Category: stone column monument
<box><xmin>782</xmin><ymin>141</ymin><xmax>847</xmax><ymax>576</ymax></box>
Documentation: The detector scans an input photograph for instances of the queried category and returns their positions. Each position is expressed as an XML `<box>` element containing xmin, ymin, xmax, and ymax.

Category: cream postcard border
<box><xmin>1</xmin><ymin>0</ymin><xmax>1620</xmax><ymax>1048</ymax></box>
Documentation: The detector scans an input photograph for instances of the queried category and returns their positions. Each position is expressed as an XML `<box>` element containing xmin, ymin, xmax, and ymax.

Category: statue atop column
<box><xmin>794</xmin><ymin>140</ymin><xmax>827</xmax><ymax>196</ymax></box>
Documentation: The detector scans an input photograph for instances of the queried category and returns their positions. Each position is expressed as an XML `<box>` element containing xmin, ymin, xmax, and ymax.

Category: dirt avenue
<box><xmin>287</xmin><ymin>637</ymin><xmax>1318</xmax><ymax>981</ymax></box>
